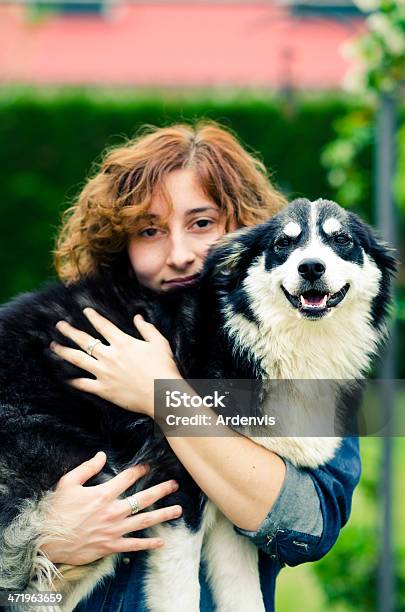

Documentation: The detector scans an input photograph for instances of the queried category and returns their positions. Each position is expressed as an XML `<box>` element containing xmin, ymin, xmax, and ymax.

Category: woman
<box><xmin>9</xmin><ymin>122</ymin><xmax>361</xmax><ymax>611</ymax></box>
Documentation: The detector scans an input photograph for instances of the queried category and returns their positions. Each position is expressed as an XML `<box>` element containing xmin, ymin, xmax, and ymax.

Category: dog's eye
<box><xmin>334</xmin><ymin>234</ymin><xmax>352</xmax><ymax>245</ymax></box>
<box><xmin>274</xmin><ymin>236</ymin><xmax>292</xmax><ymax>249</ymax></box>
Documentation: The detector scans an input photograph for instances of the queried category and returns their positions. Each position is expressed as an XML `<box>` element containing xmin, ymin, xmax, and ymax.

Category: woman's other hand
<box><xmin>40</xmin><ymin>451</ymin><xmax>182</xmax><ymax>565</ymax></box>
<box><xmin>50</xmin><ymin>309</ymin><xmax>182</xmax><ymax>417</ymax></box>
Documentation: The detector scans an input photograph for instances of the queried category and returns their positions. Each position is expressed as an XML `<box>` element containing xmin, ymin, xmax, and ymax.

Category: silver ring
<box><xmin>86</xmin><ymin>338</ymin><xmax>102</xmax><ymax>357</ymax></box>
<box><xmin>127</xmin><ymin>494</ymin><xmax>140</xmax><ymax>515</ymax></box>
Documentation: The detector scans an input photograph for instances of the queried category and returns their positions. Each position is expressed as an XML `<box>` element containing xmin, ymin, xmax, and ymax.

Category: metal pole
<box><xmin>375</xmin><ymin>92</ymin><xmax>397</xmax><ymax>612</ymax></box>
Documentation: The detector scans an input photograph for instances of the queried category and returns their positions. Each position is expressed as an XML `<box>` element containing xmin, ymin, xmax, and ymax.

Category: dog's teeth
<box><xmin>300</xmin><ymin>294</ymin><xmax>328</xmax><ymax>308</ymax></box>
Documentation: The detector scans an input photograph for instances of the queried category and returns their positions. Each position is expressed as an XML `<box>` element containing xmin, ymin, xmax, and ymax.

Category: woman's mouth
<box><xmin>163</xmin><ymin>274</ymin><xmax>200</xmax><ymax>288</ymax></box>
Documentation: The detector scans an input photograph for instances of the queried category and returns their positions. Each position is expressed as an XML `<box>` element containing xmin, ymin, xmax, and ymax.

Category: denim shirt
<box><xmin>74</xmin><ymin>437</ymin><xmax>361</xmax><ymax>612</ymax></box>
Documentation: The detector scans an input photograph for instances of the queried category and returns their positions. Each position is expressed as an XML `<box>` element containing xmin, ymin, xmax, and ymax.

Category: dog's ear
<box><xmin>348</xmin><ymin>212</ymin><xmax>398</xmax><ymax>276</ymax></box>
<box><xmin>348</xmin><ymin>212</ymin><xmax>398</xmax><ymax>330</ymax></box>
<box><xmin>202</xmin><ymin>223</ymin><xmax>269</xmax><ymax>288</ymax></box>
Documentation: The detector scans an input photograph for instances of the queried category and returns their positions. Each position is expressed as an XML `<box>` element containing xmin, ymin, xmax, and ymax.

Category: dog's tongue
<box><xmin>300</xmin><ymin>293</ymin><xmax>328</xmax><ymax>308</ymax></box>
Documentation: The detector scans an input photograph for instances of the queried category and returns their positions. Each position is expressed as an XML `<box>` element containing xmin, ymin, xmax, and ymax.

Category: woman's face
<box><xmin>127</xmin><ymin>168</ymin><xmax>236</xmax><ymax>292</ymax></box>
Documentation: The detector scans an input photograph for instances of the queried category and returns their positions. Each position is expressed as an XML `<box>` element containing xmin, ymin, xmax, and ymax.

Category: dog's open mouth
<box><xmin>281</xmin><ymin>283</ymin><xmax>350</xmax><ymax>317</ymax></box>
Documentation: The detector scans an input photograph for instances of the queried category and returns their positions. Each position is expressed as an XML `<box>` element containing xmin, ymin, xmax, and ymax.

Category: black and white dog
<box><xmin>0</xmin><ymin>198</ymin><xmax>396</xmax><ymax>611</ymax></box>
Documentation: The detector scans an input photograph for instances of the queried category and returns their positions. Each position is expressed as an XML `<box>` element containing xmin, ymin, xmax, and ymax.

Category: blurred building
<box><xmin>0</xmin><ymin>1</ymin><xmax>365</xmax><ymax>89</ymax></box>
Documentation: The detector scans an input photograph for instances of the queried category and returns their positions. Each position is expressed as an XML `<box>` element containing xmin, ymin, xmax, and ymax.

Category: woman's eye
<box><xmin>192</xmin><ymin>219</ymin><xmax>215</xmax><ymax>230</ymax></box>
<box><xmin>139</xmin><ymin>227</ymin><xmax>160</xmax><ymax>238</ymax></box>
<box><xmin>334</xmin><ymin>234</ymin><xmax>351</xmax><ymax>245</ymax></box>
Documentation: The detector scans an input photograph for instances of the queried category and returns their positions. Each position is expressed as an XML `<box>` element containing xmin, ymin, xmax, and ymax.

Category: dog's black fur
<box><xmin>0</xmin><ymin>221</ymin><xmax>277</xmax><ymax>538</ymax></box>
<box><xmin>0</xmin><ymin>252</ymin><xmax>206</xmax><ymax>532</ymax></box>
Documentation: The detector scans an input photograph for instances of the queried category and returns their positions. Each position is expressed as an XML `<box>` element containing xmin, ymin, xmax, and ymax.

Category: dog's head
<box><xmin>203</xmin><ymin>198</ymin><xmax>397</xmax><ymax>329</ymax></box>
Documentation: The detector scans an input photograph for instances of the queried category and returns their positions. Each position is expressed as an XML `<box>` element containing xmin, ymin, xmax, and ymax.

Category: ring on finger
<box><xmin>86</xmin><ymin>338</ymin><xmax>102</xmax><ymax>357</ymax></box>
<box><xmin>127</xmin><ymin>493</ymin><xmax>140</xmax><ymax>515</ymax></box>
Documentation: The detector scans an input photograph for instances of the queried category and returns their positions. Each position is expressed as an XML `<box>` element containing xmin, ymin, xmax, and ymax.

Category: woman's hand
<box><xmin>50</xmin><ymin>308</ymin><xmax>182</xmax><ymax>417</ymax></box>
<box><xmin>40</xmin><ymin>451</ymin><xmax>182</xmax><ymax>566</ymax></box>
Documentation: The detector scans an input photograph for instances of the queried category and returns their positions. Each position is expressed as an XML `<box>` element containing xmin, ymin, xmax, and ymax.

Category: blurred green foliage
<box><xmin>321</xmin><ymin>101</ymin><xmax>405</xmax><ymax>222</ymax></box>
<box><xmin>312</xmin><ymin>437</ymin><xmax>405</xmax><ymax>612</ymax></box>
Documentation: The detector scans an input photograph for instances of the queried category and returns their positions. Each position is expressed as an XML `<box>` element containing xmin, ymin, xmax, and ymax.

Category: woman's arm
<box><xmin>152</xmin><ymin>377</ymin><xmax>286</xmax><ymax>531</ymax></box>
<box><xmin>234</xmin><ymin>437</ymin><xmax>361</xmax><ymax>566</ymax></box>
<box><xmin>164</xmin><ymin>426</ymin><xmax>286</xmax><ymax>532</ymax></box>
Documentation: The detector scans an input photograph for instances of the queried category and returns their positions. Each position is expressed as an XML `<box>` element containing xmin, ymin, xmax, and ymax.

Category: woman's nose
<box><xmin>166</xmin><ymin>236</ymin><xmax>196</xmax><ymax>270</ymax></box>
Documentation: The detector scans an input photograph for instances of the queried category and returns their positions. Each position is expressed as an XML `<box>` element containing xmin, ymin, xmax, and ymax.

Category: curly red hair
<box><xmin>54</xmin><ymin>121</ymin><xmax>286</xmax><ymax>282</ymax></box>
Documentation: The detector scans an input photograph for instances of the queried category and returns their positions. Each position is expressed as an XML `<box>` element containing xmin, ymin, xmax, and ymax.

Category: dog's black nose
<box><xmin>298</xmin><ymin>259</ymin><xmax>326</xmax><ymax>282</ymax></box>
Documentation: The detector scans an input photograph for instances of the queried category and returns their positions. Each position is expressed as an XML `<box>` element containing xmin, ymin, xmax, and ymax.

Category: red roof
<box><xmin>0</xmin><ymin>4</ymin><xmax>364</xmax><ymax>89</ymax></box>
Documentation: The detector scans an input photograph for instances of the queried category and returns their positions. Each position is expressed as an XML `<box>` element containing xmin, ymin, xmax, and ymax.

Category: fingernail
<box><xmin>50</xmin><ymin>342</ymin><xmax>57</xmax><ymax>350</ymax></box>
<box><xmin>157</xmin><ymin>539</ymin><xmax>165</xmax><ymax>547</ymax></box>
<box><xmin>171</xmin><ymin>481</ymin><xmax>179</xmax><ymax>491</ymax></box>
<box><xmin>83</xmin><ymin>308</ymin><xmax>93</xmax><ymax>316</ymax></box>
<box><xmin>173</xmin><ymin>506</ymin><xmax>182</xmax><ymax>517</ymax></box>
<box><xmin>55</xmin><ymin>320</ymin><xmax>66</xmax><ymax>329</ymax></box>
